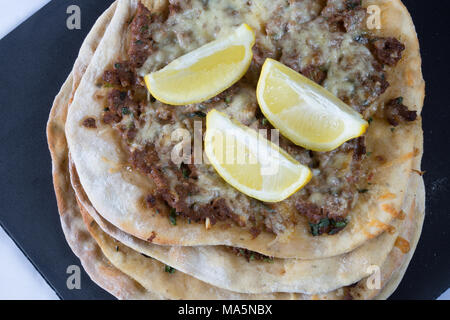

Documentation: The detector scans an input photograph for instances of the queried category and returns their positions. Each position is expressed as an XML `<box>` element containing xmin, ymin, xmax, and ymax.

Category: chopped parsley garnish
<box><xmin>114</xmin><ymin>63</ymin><xmax>122</xmax><ymax>69</ymax></box>
<box><xmin>195</xmin><ymin>111</ymin><xmax>207</xmax><ymax>117</ymax></box>
<box><xmin>366</xmin><ymin>152</ymin><xmax>372</xmax><ymax>157</ymax></box>
<box><xmin>181</xmin><ymin>163</ymin><xmax>191</xmax><ymax>179</ymax></box>
<box><xmin>188</xmin><ymin>111</ymin><xmax>206</xmax><ymax>118</ymax></box>
<box><xmin>309</xmin><ymin>218</ymin><xmax>330</xmax><ymax>236</ymax></box>
<box><xmin>263</xmin><ymin>257</ymin><xmax>274</xmax><ymax>263</ymax></box>
<box><xmin>165</xmin><ymin>265</ymin><xmax>176</xmax><ymax>274</ymax></box>
<box><xmin>354</xmin><ymin>34</ymin><xmax>368</xmax><ymax>44</ymax></box>
<box><xmin>169</xmin><ymin>208</ymin><xmax>177</xmax><ymax>226</ymax></box>
<box><xmin>346</xmin><ymin>0</ymin><xmax>362</xmax><ymax>10</ymax></box>
<box><xmin>225</xmin><ymin>96</ymin><xmax>232</xmax><ymax>104</ymax></box>
<box><xmin>368</xmin><ymin>117</ymin><xmax>373</xmax><ymax>124</ymax></box>
<box><xmin>310</xmin><ymin>218</ymin><xmax>348</xmax><ymax>236</ymax></box>
<box><xmin>122</xmin><ymin>107</ymin><xmax>130</xmax><ymax>115</ymax></box>
<box><xmin>135</xmin><ymin>39</ymin><xmax>144</xmax><ymax>45</ymax></box>
<box><xmin>261</xmin><ymin>118</ymin><xmax>269</xmax><ymax>126</ymax></box>
<box><xmin>334</xmin><ymin>220</ymin><xmax>348</xmax><ymax>228</ymax></box>
<box><xmin>391</xmin><ymin>127</ymin><xmax>396</xmax><ymax>133</ymax></box>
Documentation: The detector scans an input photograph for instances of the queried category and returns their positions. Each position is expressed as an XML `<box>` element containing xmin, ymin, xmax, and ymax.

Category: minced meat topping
<box><xmin>96</xmin><ymin>0</ymin><xmax>414</xmax><ymax>237</ymax></box>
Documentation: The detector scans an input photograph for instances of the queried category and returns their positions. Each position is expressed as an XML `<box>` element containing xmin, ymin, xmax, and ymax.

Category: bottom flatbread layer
<box><xmin>71</xmin><ymin>158</ymin><xmax>421</xmax><ymax>295</ymax></box>
<box><xmin>78</xmin><ymin>164</ymin><xmax>424</xmax><ymax>299</ymax></box>
<box><xmin>48</xmin><ymin>70</ymin><xmax>424</xmax><ymax>300</ymax></box>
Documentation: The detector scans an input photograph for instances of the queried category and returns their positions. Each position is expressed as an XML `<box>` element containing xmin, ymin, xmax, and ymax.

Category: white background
<box><xmin>0</xmin><ymin>0</ymin><xmax>448</xmax><ymax>300</ymax></box>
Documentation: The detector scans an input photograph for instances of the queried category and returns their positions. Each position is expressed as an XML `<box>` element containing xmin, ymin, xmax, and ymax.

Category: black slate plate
<box><xmin>0</xmin><ymin>0</ymin><xmax>448</xmax><ymax>300</ymax></box>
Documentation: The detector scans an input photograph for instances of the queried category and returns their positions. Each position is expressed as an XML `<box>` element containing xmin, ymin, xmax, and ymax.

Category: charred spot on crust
<box><xmin>82</xmin><ymin>117</ymin><xmax>97</xmax><ymax>128</ymax></box>
<box><xmin>147</xmin><ymin>231</ymin><xmax>157</xmax><ymax>243</ymax></box>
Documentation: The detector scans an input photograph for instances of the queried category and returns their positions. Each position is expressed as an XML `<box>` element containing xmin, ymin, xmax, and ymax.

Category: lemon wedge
<box><xmin>256</xmin><ymin>59</ymin><xmax>368</xmax><ymax>152</ymax></box>
<box><xmin>144</xmin><ymin>24</ymin><xmax>255</xmax><ymax>106</ymax></box>
<box><xmin>204</xmin><ymin>109</ymin><xmax>312</xmax><ymax>202</ymax></box>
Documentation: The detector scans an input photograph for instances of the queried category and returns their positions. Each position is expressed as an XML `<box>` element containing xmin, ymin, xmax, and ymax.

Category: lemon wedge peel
<box><xmin>145</xmin><ymin>24</ymin><xmax>255</xmax><ymax>106</ymax></box>
<box><xmin>257</xmin><ymin>59</ymin><xmax>369</xmax><ymax>152</ymax></box>
<box><xmin>205</xmin><ymin>109</ymin><xmax>312</xmax><ymax>203</ymax></box>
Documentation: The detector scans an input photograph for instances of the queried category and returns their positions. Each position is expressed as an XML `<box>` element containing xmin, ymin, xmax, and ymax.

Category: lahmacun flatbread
<box><xmin>64</xmin><ymin>0</ymin><xmax>424</xmax><ymax>259</ymax></box>
<box><xmin>48</xmin><ymin>72</ymin><xmax>424</xmax><ymax>299</ymax></box>
<box><xmin>47</xmin><ymin>0</ymin><xmax>426</xmax><ymax>300</ymax></box>
<box><xmin>71</xmin><ymin>157</ymin><xmax>421</xmax><ymax>294</ymax></box>
<box><xmin>79</xmin><ymin>175</ymin><xmax>424</xmax><ymax>300</ymax></box>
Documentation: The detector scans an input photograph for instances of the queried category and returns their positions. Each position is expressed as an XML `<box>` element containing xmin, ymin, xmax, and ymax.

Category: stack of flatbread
<box><xmin>47</xmin><ymin>0</ymin><xmax>425</xmax><ymax>300</ymax></box>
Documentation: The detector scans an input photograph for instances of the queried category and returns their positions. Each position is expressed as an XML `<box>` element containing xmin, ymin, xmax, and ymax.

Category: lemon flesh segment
<box><xmin>145</xmin><ymin>24</ymin><xmax>255</xmax><ymax>106</ymax></box>
<box><xmin>205</xmin><ymin>110</ymin><xmax>312</xmax><ymax>203</ymax></box>
<box><xmin>257</xmin><ymin>59</ymin><xmax>368</xmax><ymax>152</ymax></box>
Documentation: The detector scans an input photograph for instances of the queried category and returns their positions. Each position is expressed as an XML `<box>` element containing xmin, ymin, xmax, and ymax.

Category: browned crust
<box><xmin>76</xmin><ymin>163</ymin><xmax>425</xmax><ymax>300</ymax></box>
<box><xmin>46</xmin><ymin>2</ymin><xmax>160</xmax><ymax>300</ymax></box>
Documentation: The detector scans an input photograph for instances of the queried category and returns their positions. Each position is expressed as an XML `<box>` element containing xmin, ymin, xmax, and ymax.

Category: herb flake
<box><xmin>164</xmin><ymin>265</ymin><xmax>176</xmax><ymax>274</ymax></box>
<box><xmin>169</xmin><ymin>208</ymin><xmax>177</xmax><ymax>226</ymax></box>
<box><xmin>122</xmin><ymin>107</ymin><xmax>130</xmax><ymax>115</ymax></box>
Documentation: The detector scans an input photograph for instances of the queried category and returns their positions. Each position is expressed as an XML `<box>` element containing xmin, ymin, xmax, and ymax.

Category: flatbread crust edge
<box><xmin>78</xmin><ymin>169</ymin><xmax>424</xmax><ymax>300</ymax></box>
<box><xmin>46</xmin><ymin>2</ymin><xmax>160</xmax><ymax>300</ymax></box>
<box><xmin>49</xmin><ymin>75</ymin><xmax>424</xmax><ymax>298</ymax></box>
<box><xmin>70</xmin><ymin>157</ymin><xmax>416</xmax><ymax>295</ymax></box>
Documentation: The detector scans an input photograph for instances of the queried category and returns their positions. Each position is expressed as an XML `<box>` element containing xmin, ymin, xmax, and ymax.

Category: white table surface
<box><xmin>0</xmin><ymin>0</ymin><xmax>448</xmax><ymax>301</ymax></box>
